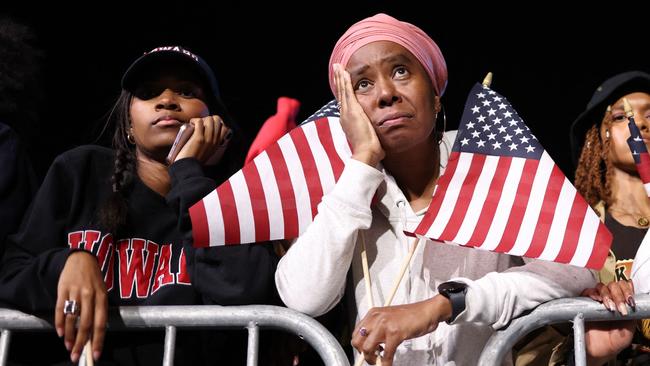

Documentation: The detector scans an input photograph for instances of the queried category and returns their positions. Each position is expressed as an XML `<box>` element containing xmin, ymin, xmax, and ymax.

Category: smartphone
<box><xmin>166</xmin><ymin>124</ymin><xmax>195</xmax><ymax>165</ymax></box>
<box><xmin>166</xmin><ymin>123</ymin><xmax>229</xmax><ymax>166</ymax></box>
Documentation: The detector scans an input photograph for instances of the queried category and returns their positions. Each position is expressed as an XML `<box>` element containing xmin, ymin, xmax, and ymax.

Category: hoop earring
<box><xmin>127</xmin><ymin>132</ymin><xmax>136</xmax><ymax>145</ymax></box>
<box><xmin>436</xmin><ymin>104</ymin><xmax>447</xmax><ymax>144</ymax></box>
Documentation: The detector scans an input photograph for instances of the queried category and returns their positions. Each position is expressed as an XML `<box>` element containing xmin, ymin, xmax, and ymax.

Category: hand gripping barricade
<box><xmin>478</xmin><ymin>294</ymin><xmax>650</xmax><ymax>366</ymax></box>
<box><xmin>0</xmin><ymin>304</ymin><xmax>350</xmax><ymax>366</ymax></box>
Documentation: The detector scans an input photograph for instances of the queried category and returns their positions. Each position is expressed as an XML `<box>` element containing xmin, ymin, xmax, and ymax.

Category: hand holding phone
<box><xmin>166</xmin><ymin>117</ymin><xmax>232</xmax><ymax>165</ymax></box>
<box><xmin>166</xmin><ymin>123</ymin><xmax>194</xmax><ymax>165</ymax></box>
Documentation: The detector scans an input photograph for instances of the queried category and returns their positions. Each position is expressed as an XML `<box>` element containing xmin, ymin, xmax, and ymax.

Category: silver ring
<box><xmin>336</xmin><ymin>102</ymin><xmax>341</xmax><ymax>110</ymax></box>
<box><xmin>63</xmin><ymin>300</ymin><xmax>80</xmax><ymax>316</ymax></box>
<box><xmin>359</xmin><ymin>327</ymin><xmax>368</xmax><ymax>337</ymax></box>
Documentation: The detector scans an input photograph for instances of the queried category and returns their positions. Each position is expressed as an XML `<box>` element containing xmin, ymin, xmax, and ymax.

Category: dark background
<box><xmin>4</xmin><ymin>2</ymin><xmax>650</xmax><ymax>180</ymax></box>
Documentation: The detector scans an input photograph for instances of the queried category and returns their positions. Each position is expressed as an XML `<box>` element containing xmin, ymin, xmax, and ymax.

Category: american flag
<box><xmin>626</xmin><ymin>118</ymin><xmax>650</xmax><ymax>196</ymax></box>
<box><xmin>413</xmin><ymin>83</ymin><xmax>612</xmax><ymax>269</ymax></box>
<box><xmin>189</xmin><ymin>100</ymin><xmax>347</xmax><ymax>247</ymax></box>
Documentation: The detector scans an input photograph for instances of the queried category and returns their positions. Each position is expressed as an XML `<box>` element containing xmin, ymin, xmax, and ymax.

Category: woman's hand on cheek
<box><xmin>175</xmin><ymin>115</ymin><xmax>231</xmax><ymax>165</ymax></box>
<box><xmin>333</xmin><ymin>63</ymin><xmax>385</xmax><ymax>167</ymax></box>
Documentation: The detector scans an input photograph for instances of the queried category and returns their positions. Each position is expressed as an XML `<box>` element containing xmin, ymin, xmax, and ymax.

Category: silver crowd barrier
<box><xmin>478</xmin><ymin>293</ymin><xmax>650</xmax><ymax>366</ymax></box>
<box><xmin>0</xmin><ymin>305</ymin><xmax>350</xmax><ymax>366</ymax></box>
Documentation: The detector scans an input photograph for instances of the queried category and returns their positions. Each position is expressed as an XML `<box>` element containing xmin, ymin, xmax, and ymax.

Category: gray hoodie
<box><xmin>276</xmin><ymin>131</ymin><xmax>596</xmax><ymax>365</ymax></box>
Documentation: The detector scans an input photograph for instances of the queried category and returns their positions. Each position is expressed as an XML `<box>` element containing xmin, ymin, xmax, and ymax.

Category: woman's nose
<box><xmin>632</xmin><ymin>111</ymin><xmax>650</xmax><ymax>131</ymax></box>
<box><xmin>377</xmin><ymin>79</ymin><xmax>401</xmax><ymax>107</ymax></box>
<box><xmin>155</xmin><ymin>89</ymin><xmax>180</xmax><ymax>111</ymax></box>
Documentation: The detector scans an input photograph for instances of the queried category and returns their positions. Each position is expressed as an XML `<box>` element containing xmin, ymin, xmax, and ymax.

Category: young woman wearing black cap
<box><xmin>561</xmin><ymin>71</ymin><xmax>650</xmax><ymax>365</ymax></box>
<box><xmin>0</xmin><ymin>46</ymin><xmax>279</xmax><ymax>365</ymax></box>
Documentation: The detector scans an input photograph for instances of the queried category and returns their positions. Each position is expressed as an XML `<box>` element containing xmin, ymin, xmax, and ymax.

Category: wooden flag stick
<box><xmin>354</xmin><ymin>232</ymin><xmax>382</xmax><ymax>366</ymax></box>
<box><xmin>81</xmin><ymin>339</ymin><xmax>94</xmax><ymax>366</ymax></box>
<box><xmin>360</xmin><ymin>232</ymin><xmax>375</xmax><ymax>308</ymax></box>
<box><xmin>482</xmin><ymin>72</ymin><xmax>493</xmax><ymax>88</ymax></box>
<box><xmin>624</xmin><ymin>97</ymin><xmax>633</xmax><ymax>117</ymax></box>
<box><xmin>353</xmin><ymin>237</ymin><xmax>420</xmax><ymax>366</ymax></box>
<box><xmin>383</xmin><ymin>237</ymin><xmax>420</xmax><ymax>307</ymax></box>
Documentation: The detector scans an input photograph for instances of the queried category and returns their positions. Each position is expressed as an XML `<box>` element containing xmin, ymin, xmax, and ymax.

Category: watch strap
<box><xmin>445</xmin><ymin>289</ymin><xmax>466</xmax><ymax>323</ymax></box>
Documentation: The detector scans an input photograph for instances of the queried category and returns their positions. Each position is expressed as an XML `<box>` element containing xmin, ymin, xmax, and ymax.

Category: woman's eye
<box><xmin>178</xmin><ymin>89</ymin><xmax>197</xmax><ymax>97</ymax></box>
<box><xmin>394</xmin><ymin>66</ymin><xmax>408</xmax><ymax>78</ymax></box>
<box><xmin>134</xmin><ymin>88</ymin><xmax>159</xmax><ymax>100</ymax></box>
<box><xmin>612</xmin><ymin>114</ymin><xmax>628</xmax><ymax>122</ymax></box>
<box><xmin>355</xmin><ymin>80</ymin><xmax>371</xmax><ymax>92</ymax></box>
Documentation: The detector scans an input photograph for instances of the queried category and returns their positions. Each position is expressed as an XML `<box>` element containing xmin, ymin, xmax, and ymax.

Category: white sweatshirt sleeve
<box><xmin>452</xmin><ymin>259</ymin><xmax>597</xmax><ymax>329</ymax></box>
<box><xmin>275</xmin><ymin>159</ymin><xmax>385</xmax><ymax>316</ymax></box>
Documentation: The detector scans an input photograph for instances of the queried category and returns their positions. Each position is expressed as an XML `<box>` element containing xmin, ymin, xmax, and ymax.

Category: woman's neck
<box><xmin>136</xmin><ymin>154</ymin><xmax>171</xmax><ymax>197</ymax></box>
<box><xmin>607</xmin><ymin>168</ymin><xmax>650</xmax><ymax>227</ymax></box>
<box><xmin>384</xmin><ymin>143</ymin><xmax>440</xmax><ymax>212</ymax></box>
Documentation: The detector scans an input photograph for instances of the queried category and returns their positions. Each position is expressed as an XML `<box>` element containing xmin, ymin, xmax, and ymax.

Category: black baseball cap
<box><xmin>569</xmin><ymin>70</ymin><xmax>650</xmax><ymax>165</ymax></box>
<box><xmin>121</xmin><ymin>46</ymin><xmax>221</xmax><ymax>106</ymax></box>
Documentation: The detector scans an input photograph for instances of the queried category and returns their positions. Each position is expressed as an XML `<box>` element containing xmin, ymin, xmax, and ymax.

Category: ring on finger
<box><xmin>358</xmin><ymin>327</ymin><xmax>368</xmax><ymax>337</ymax></box>
<box><xmin>63</xmin><ymin>300</ymin><xmax>80</xmax><ymax>316</ymax></box>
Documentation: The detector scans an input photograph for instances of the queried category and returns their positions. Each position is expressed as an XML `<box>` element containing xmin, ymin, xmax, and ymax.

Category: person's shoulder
<box><xmin>0</xmin><ymin>121</ymin><xmax>14</xmax><ymax>135</ymax></box>
<box><xmin>443</xmin><ymin>130</ymin><xmax>458</xmax><ymax>142</ymax></box>
<box><xmin>439</xmin><ymin>130</ymin><xmax>458</xmax><ymax>161</ymax></box>
<box><xmin>53</xmin><ymin>145</ymin><xmax>114</xmax><ymax>167</ymax></box>
<box><xmin>0</xmin><ymin>121</ymin><xmax>19</xmax><ymax>143</ymax></box>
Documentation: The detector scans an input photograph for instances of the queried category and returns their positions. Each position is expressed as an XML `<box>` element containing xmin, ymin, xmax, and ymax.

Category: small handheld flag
<box><xmin>413</xmin><ymin>81</ymin><xmax>611</xmax><ymax>269</ymax></box>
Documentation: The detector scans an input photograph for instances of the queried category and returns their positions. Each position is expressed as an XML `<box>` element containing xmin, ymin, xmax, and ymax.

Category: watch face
<box><xmin>438</xmin><ymin>281</ymin><xmax>467</xmax><ymax>294</ymax></box>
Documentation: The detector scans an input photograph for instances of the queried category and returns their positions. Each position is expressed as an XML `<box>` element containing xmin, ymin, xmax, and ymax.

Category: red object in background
<box><xmin>245</xmin><ymin>97</ymin><xmax>301</xmax><ymax>164</ymax></box>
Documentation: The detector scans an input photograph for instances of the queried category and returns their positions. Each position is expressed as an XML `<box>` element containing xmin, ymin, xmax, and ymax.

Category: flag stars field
<box><xmin>412</xmin><ymin>83</ymin><xmax>612</xmax><ymax>270</ymax></box>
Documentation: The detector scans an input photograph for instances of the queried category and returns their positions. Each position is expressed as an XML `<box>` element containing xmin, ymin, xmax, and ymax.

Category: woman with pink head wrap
<box><xmin>275</xmin><ymin>13</ymin><xmax>594</xmax><ymax>366</ymax></box>
<box><xmin>328</xmin><ymin>13</ymin><xmax>448</xmax><ymax>98</ymax></box>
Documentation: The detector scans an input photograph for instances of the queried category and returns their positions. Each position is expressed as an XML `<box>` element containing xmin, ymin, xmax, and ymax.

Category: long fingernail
<box><xmin>606</xmin><ymin>299</ymin><xmax>616</xmax><ymax>312</ymax></box>
<box><xmin>70</xmin><ymin>352</ymin><xmax>79</xmax><ymax>363</ymax></box>
<box><xmin>628</xmin><ymin>296</ymin><xmax>637</xmax><ymax>309</ymax></box>
<box><xmin>617</xmin><ymin>302</ymin><xmax>629</xmax><ymax>316</ymax></box>
<box><xmin>94</xmin><ymin>351</ymin><xmax>101</xmax><ymax>361</ymax></box>
<box><xmin>65</xmin><ymin>341</ymin><xmax>72</xmax><ymax>351</ymax></box>
<box><xmin>56</xmin><ymin>327</ymin><xmax>63</xmax><ymax>337</ymax></box>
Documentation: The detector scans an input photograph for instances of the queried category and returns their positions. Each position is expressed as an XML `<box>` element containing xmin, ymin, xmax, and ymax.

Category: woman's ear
<box><xmin>434</xmin><ymin>96</ymin><xmax>441</xmax><ymax>115</ymax></box>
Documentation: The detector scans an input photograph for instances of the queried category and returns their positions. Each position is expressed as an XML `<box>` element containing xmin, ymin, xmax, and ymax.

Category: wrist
<box><xmin>437</xmin><ymin>281</ymin><xmax>468</xmax><ymax>323</ymax></box>
<box><xmin>428</xmin><ymin>295</ymin><xmax>453</xmax><ymax>328</ymax></box>
<box><xmin>352</xmin><ymin>150</ymin><xmax>382</xmax><ymax>168</ymax></box>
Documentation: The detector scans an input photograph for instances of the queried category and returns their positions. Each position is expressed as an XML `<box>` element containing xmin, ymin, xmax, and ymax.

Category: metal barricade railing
<box><xmin>478</xmin><ymin>293</ymin><xmax>650</xmax><ymax>366</ymax></box>
<box><xmin>0</xmin><ymin>305</ymin><xmax>350</xmax><ymax>366</ymax></box>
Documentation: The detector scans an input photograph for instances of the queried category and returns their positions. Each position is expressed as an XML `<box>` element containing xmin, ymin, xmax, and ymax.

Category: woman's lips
<box><xmin>378</xmin><ymin>115</ymin><xmax>411</xmax><ymax>128</ymax></box>
<box><xmin>154</xmin><ymin>117</ymin><xmax>182</xmax><ymax>127</ymax></box>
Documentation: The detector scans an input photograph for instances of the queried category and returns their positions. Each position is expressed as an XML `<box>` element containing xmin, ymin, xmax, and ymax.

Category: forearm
<box><xmin>0</xmin><ymin>245</ymin><xmax>69</xmax><ymax>312</ymax></box>
<box><xmin>167</xmin><ymin>158</ymin><xmax>215</xmax><ymax>214</ymax></box>
<box><xmin>454</xmin><ymin>261</ymin><xmax>596</xmax><ymax>328</ymax></box>
<box><xmin>275</xmin><ymin>159</ymin><xmax>383</xmax><ymax>316</ymax></box>
<box><xmin>193</xmin><ymin>243</ymin><xmax>280</xmax><ymax>305</ymax></box>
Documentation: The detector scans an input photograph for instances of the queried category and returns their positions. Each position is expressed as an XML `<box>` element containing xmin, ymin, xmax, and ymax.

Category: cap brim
<box><xmin>121</xmin><ymin>52</ymin><xmax>204</xmax><ymax>91</ymax></box>
<box><xmin>569</xmin><ymin>74</ymin><xmax>650</xmax><ymax>166</ymax></box>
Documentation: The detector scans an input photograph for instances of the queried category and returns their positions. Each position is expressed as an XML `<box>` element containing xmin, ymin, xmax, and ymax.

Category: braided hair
<box><xmin>98</xmin><ymin>91</ymin><xmax>136</xmax><ymax>234</ymax></box>
<box><xmin>574</xmin><ymin>113</ymin><xmax>615</xmax><ymax>210</ymax></box>
<box><xmin>97</xmin><ymin>87</ymin><xmax>246</xmax><ymax>235</ymax></box>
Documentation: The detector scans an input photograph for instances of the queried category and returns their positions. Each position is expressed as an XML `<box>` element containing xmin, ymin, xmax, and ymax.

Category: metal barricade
<box><xmin>478</xmin><ymin>293</ymin><xmax>650</xmax><ymax>366</ymax></box>
<box><xmin>0</xmin><ymin>305</ymin><xmax>350</xmax><ymax>366</ymax></box>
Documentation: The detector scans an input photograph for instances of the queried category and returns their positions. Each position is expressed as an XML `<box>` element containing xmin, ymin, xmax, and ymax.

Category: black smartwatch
<box><xmin>437</xmin><ymin>281</ymin><xmax>468</xmax><ymax>323</ymax></box>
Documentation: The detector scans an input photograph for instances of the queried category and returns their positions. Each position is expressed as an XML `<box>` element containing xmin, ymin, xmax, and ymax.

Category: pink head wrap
<box><xmin>328</xmin><ymin>13</ymin><xmax>447</xmax><ymax>97</ymax></box>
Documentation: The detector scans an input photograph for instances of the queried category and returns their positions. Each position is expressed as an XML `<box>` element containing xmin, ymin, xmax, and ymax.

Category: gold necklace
<box><xmin>608</xmin><ymin>208</ymin><xmax>650</xmax><ymax>227</ymax></box>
